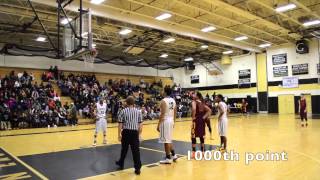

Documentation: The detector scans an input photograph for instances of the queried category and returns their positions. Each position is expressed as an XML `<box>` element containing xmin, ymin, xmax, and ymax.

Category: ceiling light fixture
<box><xmin>90</xmin><ymin>0</ymin><xmax>105</xmax><ymax>5</ymax></box>
<box><xmin>303</xmin><ymin>20</ymin><xmax>320</xmax><ymax>27</ymax></box>
<box><xmin>61</xmin><ymin>18</ymin><xmax>72</xmax><ymax>25</ymax></box>
<box><xmin>201</xmin><ymin>45</ymin><xmax>209</xmax><ymax>49</ymax></box>
<box><xmin>201</xmin><ymin>26</ymin><xmax>216</xmax><ymax>32</ymax></box>
<box><xmin>155</xmin><ymin>13</ymin><xmax>172</xmax><ymax>20</ymax></box>
<box><xmin>275</xmin><ymin>3</ymin><xmax>296</xmax><ymax>13</ymax></box>
<box><xmin>163</xmin><ymin>37</ymin><xmax>175</xmax><ymax>43</ymax></box>
<box><xmin>234</xmin><ymin>36</ymin><xmax>248</xmax><ymax>41</ymax></box>
<box><xmin>119</xmin><ymin>29</ymin><xmax>132</xmax><ymax>35</ymax></box>
<box><xmin>160</xmin><ymin>53</ymin><xmax>168</xmax><ymax>58</ymax></box>
<box><xmin>36</xmin><ymin>37</ymin><xmax>46</xmax><ymax>42</ymax></box>
<box><xmin>223</xmin><ymin>50</ymin><xmax>233</xmax><ymax>54</ymax></box>
<box><xmin>184</xmin><ymin>57</ymin><xmax>194</xmax><ymax>62</ymax></box>
<box><xmin>259</xmin><ymin>43</ymin><xmax>271</xmax><ymax>48</ymax></box>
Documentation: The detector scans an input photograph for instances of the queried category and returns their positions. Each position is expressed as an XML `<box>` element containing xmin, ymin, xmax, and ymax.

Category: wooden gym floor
<box><xmin>0</xmin><ymin>114</ymin><xmax>320</xmax><ymax>180</ymax></box>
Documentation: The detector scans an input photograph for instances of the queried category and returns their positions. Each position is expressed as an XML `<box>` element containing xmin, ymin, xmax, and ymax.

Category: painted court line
<box><xmin>0</xmin><ymin>118</ymin><xmax>193</xmax><ymax>137</ymax></box>
<box><xmin>140</xmin><ymin>146</ymin><xmax>186</xmax><ymax>157</ymax></box>
<box><xmin>79</xmin><ymin>146</ymin><xmax>185</xmax><ymax>180</ymax></box>
<box><xmin>1</xmin><ymin>147</ymin><xmax>49</xmax><ymax>180</ymax></box>
<box><xmin>0</xmin><ymin>115</ymin><xmax>242</xmax><ymax>137</ymax></box>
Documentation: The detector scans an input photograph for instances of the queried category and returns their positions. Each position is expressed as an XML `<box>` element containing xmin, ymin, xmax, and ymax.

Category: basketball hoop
<box><xmin>83</xmin><ymin>48</ymin><xmax>97</xmax><ymax>69</ymax></box>
<box><xmin>82</xmin><ymin>48</ymin><xmax>97</xmax><ymax>63</ymax></box>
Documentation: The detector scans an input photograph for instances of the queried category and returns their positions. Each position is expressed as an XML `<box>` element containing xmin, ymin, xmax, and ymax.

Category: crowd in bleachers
<box><xmin>0</xmin><ymin>70</ymin><xmax>78</xmax><ymax>130</ymax></box>
<box><xmin>56</xmin><ymin>72</ymin><xmax>165</xmax><ymax>122</ymax></box>
<box><xmin>0</xmin><ymin>67</ymin><xmax>236</xmax><ymax>131</ymax></box>
<box><xmin>42</xmin><ymin>66</ymin><xmax>59</xmax><ymax>82</ymax></box>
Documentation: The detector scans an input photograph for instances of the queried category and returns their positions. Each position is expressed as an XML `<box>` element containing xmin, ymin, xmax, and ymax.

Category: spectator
<box><xmin>82</xmin><ymin>105</ymin><xmax>90</xmax><ymax>118</ymax></box>
<box><xmin>69</xmin><ymin>103</ymin><xmax>78</xmax><ymax>126</ymax></box>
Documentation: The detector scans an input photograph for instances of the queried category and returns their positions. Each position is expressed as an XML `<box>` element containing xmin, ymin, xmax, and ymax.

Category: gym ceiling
<box><xmin>0</xmin><ymin>0</ymin><xmax>319</xmax><ymax>68</ymax></box>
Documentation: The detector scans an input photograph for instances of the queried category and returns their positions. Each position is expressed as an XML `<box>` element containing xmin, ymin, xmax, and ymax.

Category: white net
<box><xmin>82</xmin><ymin>50</ymin><xmax>96</xmax><ymax>69</ymax></box>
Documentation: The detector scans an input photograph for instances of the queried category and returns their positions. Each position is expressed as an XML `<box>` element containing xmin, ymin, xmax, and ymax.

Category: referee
<box><xmin>116</xmin><ymin>96</ymin><xmax>143</xmax><ymax>175</ymax></box>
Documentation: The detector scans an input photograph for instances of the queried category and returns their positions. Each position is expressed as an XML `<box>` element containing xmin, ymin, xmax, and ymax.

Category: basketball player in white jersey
<box><xmin>93</xmin><ymin>98</ymin><xmax>108</xmax><ymax>146</ymax></box>
<box><xmin>157</xmin><ymin>87</ymin><xmax>178</xmax><ymax>164</ymax></box>
<box><xmin>215</xmin><ymin>94</ymin><xmax>228</xmax><ymax>152</ymax></box>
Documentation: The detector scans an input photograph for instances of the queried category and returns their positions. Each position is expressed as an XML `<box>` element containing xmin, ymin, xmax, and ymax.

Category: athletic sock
<box><xmin>223</xmin><ymin>137</ymin><xmax>227</xmax><ymax>150</ymax></box>
<box><xmin>201</xmin><ymin>144</ymin><xmax>204</xmax><ymax>152</ymax></box>
<box><xmin>171</xmin><ymin>150</ymin><xmax>175</xmax><ymax>156</ymax></box>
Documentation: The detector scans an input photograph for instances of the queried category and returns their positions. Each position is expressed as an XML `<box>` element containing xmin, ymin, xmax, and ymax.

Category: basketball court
<box><xmin>0</xmin><ymin>0</ymin><xmax>320</xmax><ymax>179</ymax></box>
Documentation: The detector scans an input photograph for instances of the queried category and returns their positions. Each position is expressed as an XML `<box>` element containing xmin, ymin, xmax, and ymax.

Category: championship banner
<box><xmin>191</xmin><ymin>75</ymin><xmax>199</xmax><ymax>84</ymax></box>
<box><xmin>238</xmin><ymin>69</ymin><xmax>251</xmax><ymax>79</ymax></box>
<box><xmin>273</xmin><ymin>66</ymin><xmax>288</xmax><ymax>77</ymax></box>
<box><xmin>272</xmin><ymin>53</ymin><xmax>287</xmax><ymax>65</ymax></box>
<box><xmin>292</xmin><ymin>63</ymin><xmax>308</xmax><ymax>75</ymax></box>
<box><xmin>238</xmin><ymin>69</ymin><xmax>251</xmax><ymax>88</ymax></box>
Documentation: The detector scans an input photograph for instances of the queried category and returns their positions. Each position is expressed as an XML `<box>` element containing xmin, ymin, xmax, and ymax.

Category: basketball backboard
<box><xmin>62</xmin><ymin>9</ymin><xmax>93</xmax><ymax>61</ymax></box>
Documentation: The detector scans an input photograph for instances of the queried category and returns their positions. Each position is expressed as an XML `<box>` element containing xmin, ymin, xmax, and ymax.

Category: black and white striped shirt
<box><xmin>118</xmin><ymin>107</ymin><xmax>143</xmax><ymax>130</ymax></box>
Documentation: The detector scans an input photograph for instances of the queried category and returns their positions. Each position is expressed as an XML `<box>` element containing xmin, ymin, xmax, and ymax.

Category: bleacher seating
<box><xmin>0</xmin><ymin>67</ymin><xmax>174</xmax><ymax>129</ymax></box>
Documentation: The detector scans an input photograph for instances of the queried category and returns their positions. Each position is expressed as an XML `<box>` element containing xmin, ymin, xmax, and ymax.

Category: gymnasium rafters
<box><xmin>0</xmin><ymin>0</ymin><xmax>319</xmax><ymax>67</ymax></box>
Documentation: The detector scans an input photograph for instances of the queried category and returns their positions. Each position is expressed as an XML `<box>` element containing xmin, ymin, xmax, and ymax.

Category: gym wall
<box><xmin>178</xmin><ymin>53</ymin><xmax>257</xmax><ymax>98</ymax></box>
<box><xmin>266</xmin><ymin>39</ymin><xmax>320</xmax><ymax>114</ymax></box>
<box><xmin>0</xmin><ymin>55</ymin><xmax>181</xmax><ymax>81</ymax></box>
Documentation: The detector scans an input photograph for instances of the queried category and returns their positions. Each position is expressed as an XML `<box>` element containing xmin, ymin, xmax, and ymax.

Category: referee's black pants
<box><xmin>118</xmin><ymin>129</ymin><xmax>142</xmax><ymax>170</ymax></box>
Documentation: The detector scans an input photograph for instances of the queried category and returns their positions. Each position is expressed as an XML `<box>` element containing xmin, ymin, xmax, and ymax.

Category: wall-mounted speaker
<box><xmin>296</xmin><ymin>39</ymin><xmax>309</xmax><ymax>54</ymax></box>
<box><xmin>185</xmin><ymin>62</ymin><xmax>195</xmax><ymax>70</ymax></box>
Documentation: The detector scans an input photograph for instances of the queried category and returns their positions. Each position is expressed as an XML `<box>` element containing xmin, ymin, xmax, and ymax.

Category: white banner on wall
<box><xmin>282</xmin><ymin>77</ymin><xmax>299</xmax><ymax>88</ymax></box>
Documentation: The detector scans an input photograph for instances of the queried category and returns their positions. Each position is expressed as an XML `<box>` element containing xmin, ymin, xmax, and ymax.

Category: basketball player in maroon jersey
<box><xmin>191</xmin><ymin>92</ymin><xmax>211</xmax><ymax>158</ymax></box>
<box><xmin>298</xmin><ymin>95</ymin><xmax>308</xmax><ymax>127</ymax></box>
<box><xmin>241</xmin><ymin>99</ymin><xmax>248</xmax><ymax>114</ymax></box>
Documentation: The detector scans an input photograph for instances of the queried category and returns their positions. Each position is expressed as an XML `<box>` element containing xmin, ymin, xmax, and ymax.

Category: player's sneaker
<box><xmin>93</xmin><ymin>141</ymin><xmax>97</xmax><ymax>147</ymax></box>
<box><xmin>301</xmin><ymin>123</ymin><xmax>304</xmax><ymax>127</ymax></box>
<box><xmin>115</xmin><ymin>161</ymin><xmax>124</xmax><ymax>170</ymax></box>
<box><xmin>191</xmin><ymin>151</ymin><xmax>196</xmax><ymax>159</ymax></box>
<box><xmin>172</xmin><ymin>154</ymin><xmax>178</xmax><ymax>162</ymax></box>
<box><xmin>134</xmin><ymin>169</ymin><xmax>141</xmax><ymax>175</ymax></box>
<box><xmin>306</xmin><ymin>123</ymin><xmax>308</xmax><ymax>127</ymax></box>
<box><xmin>159</xmin><ymin>158</ymin><xmax>172</xmax><ymax>164</ymax></box>
<box><xmin>103</xmin><ymin>139</ymin><xmax>107</xmax><ymax>144</ymax></box>
<box><xmin>219</xmin><ymin>148</ymin><xmax>226</xmax><ymax>153</ymax></box>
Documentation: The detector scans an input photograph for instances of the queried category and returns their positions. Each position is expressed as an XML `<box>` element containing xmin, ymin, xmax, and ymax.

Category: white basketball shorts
<box><xmin>218</xmin><ymin>118</ymin><xmax>228</xmax><ymax>136</ymax></box>
<box><xmin>95</xmin><ymin>118</ymin><xmax>107</xmax><ymax>133</ymax></box>
<box><xmin>159</xmin><ymin>119</ymin><xmax>174</xmax><ymax>143</ymax></box>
